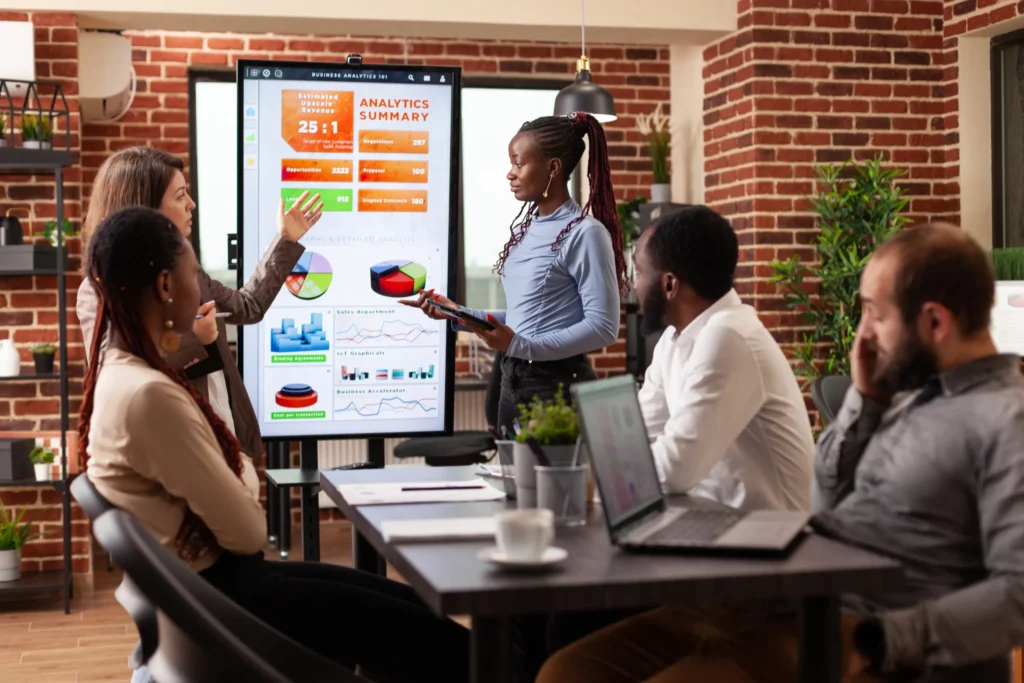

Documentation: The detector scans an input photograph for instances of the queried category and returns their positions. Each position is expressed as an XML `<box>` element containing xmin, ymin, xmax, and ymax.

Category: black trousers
<box><xmin>200</xmin><ymin>552</ymin><xmax>469</xmax><ymax>683</ymax></box>
<box><xmin>495</xmin><ymin>353</ymin><xmax>597</xmax><ymax>681</ymax></box>
<box><xmin>496</xmin><ymin>353</ymin><xmax>598</xmax><ymax>436</ymax></box>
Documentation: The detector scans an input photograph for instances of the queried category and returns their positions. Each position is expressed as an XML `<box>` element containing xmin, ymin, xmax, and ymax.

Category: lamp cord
<box><xmin>581</xmin><ymin>0</ymin><xmax>586</xmax><ymax>56</ymax></box>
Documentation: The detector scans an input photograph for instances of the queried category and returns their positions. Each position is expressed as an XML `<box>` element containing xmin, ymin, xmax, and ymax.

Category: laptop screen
<box><xmin>573</xmin><ymin>375</ymin><xmax>664</xmax><ymax>528</ymax></box>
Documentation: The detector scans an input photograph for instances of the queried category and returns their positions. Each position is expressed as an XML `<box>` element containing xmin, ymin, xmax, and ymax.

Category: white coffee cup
<box><xmin>495</xmin><ymin>509</ymin><xmax>554</xmax><ymax>562</ymax></box>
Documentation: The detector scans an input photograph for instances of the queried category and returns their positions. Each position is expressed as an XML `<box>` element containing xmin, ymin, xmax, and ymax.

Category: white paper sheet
<box><xmin>336</xmin><ymin>480</ymin><xmax>506</xmax><ymax>506</ymax></box>
<box><xmin>381</xmin><ymin>516</ymin><xmax>497</xmax><ymax>543</ymax></box>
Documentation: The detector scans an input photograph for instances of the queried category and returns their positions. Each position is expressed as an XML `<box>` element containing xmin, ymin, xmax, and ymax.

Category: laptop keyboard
<box><xmin>641</xmin><ymin>509</ymin><xmax>745</xmax><ymax>546</ymax></box>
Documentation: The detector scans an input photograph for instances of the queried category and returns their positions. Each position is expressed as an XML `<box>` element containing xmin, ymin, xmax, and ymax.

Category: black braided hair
<box><xmin>78</xmin><ymin>206</ymin><xmax>244</xmax><ymax>479</ymax></box>
<box><xmin>493</xmin><ymin>112</ymin><xmax>627</xmax><ymax>295</ymax></box>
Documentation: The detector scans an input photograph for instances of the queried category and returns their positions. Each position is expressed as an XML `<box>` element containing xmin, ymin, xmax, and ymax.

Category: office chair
<box><xmin>70</xmin><ymin>473</ymin><xmax>158</xmax><ymax>673</ymax></box>
<box><xmin>393</xmin><ymin>350</ymin><xmax>502</xmax><ymax>466</ymax></box>
<box><xmin>91</xmin><ymin>509</ymin><xmax>371</xmax><ymax>683</ymax></box>
<box><xmin>810</xmin><ymin>375</ymin><xmax>852</xmax><ymax>425</ymax></box>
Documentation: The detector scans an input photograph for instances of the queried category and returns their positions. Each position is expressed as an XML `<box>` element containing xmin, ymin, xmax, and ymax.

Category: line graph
<box><xmin>334</xmin><ymin>395</ymin><xmax>437</xmax><ymax>420</ymax></box>
<box><xmin>335</xmin><ymin>317</ymin><xmax>439</xmax><ymax>348</ymax></box>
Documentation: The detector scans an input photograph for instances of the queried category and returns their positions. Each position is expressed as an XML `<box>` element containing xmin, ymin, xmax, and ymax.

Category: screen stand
<box><xmin>352</xmin><ymin>438</ymin><xmax>387</xmax><ymax>575</ymax></box>
<box><xmin>299</xmin><ymin>439</ymin><xmax>320</xmax><ymax>562</ymax></box>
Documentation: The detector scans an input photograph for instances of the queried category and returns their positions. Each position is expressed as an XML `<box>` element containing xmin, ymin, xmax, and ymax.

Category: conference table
<box><xmin>320</xmin><ymin>466</ymin><xmax>903</xmax><ymax>683</ymax></box>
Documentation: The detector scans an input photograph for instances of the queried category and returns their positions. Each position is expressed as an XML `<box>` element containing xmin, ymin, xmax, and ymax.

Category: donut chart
<box><xmin>285</xmin><ymin>251</ymin><xmax>333</xmax><ymax>301</ymax></box>
<box><xmin>275</xmin><ymin>383</ymin><xmax>319</xmax><ymax>408</ymax></box>
<box><xmin>370</xmin><ymin>260</ymin><xmax>427</xmax><ymax>297</ymax></box>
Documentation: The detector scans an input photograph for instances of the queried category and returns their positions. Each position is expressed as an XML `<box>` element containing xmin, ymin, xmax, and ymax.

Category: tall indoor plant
<box><xmin>637</xmin><ymin>103</ymin><xmax>671</xmax><ymax>203</ymax></box>
<box><xmin>770</xmin><ymin>156</ymin><xmax>910</xmax><ymax>386</ymax></box>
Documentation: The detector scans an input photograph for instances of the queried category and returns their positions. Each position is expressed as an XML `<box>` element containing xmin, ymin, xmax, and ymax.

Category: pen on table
<box><xmin>401</xmin><ymin>485</ymin><xmax>486</xmax><ymax>492</ymax></box>
<box><xmin>196</xmin><ymin>312</ymin><xmax>233</xmax><ymax>320</ymax></box>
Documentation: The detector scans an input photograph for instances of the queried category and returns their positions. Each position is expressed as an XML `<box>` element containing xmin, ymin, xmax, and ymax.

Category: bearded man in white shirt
<box><xmin>633</xmin><ymin>205</ymin><xmax>814</xmax><ymax>512</ymax></box>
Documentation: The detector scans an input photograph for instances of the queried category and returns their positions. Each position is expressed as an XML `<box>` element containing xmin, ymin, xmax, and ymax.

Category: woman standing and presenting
<box><xmin>77</xmin><ymin>146</ymin><xmax>322</xmax><ymax>460</ymax></box>
<box><xmin>404</xmin><ymin>112</ymin><xmax>626</xmax><ymax>432</ymax></box>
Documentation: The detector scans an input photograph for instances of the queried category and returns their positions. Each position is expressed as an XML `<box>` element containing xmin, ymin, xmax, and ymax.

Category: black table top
<box><xmin>321</xmin><ymin>466</ymin><xmax>904</xmax><ymax>617</ymax></box>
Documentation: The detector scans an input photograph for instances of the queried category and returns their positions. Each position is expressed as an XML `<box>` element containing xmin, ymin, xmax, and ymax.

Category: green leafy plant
<box><xmin>20</xmin><ymin>114</ymin><xmax>38</xmax><ymax>140</ymax></box>
<box><xmin>30</xmin><ymin>446</ymin><xmax>55</xmax><ymax>464</ymax></box>
<box><xmin>0</xmin><ymin>111</ymin><xmax>7</xmax><ymax>138</ymax></box>
<box><xmin>992</xmin><ymin>247</ymin><xmax>1024</xmax><ymax>281</ymax></box>
<box><xmin>29</xmin><ymin>342</ymin><xmax>56</xmax><ymax>356</ymax></box>
<box><xmin>515</xmin><ymin>385</ymin><xmax>579</xmax><ymax>446</ymax></box>
<box><xmin>637</xmin><ymin>103</ymin><xmax>671</xmax><ymax>184</ymax></box>
<box><xmin>0</xmin><ymin>500</ymin><xmax>37</xmax><ymax>552</ymax></box>
<box><xmin>38</xmin><ymin>218</ymin><xmax>76</xmax><ymax>243</ymax></box>
<box><xmin>617</xmin><ymin>196</ymin><xmax>648</xmax><ymax>250</ymax></box>
<box><xmin>21</xmin><ymin>113</ymin><xmax>52</xmax><ymax>142</ymax></box>
<box><xmin>770</xmin><ymin>156</ymin><xmax>910</xmax><ymax>386</ymax></box>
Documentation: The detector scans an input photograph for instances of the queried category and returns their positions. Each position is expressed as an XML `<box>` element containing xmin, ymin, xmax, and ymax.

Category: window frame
<box><xmin>457</xmin><ymin>76</ymin><xmax>573</xmax><ymax>301</ymax></box>
<box><xmin>990</xmin><ymin>29</ymin><xmax>1024</xmax><ymax>249</ymax></box>
<box><xmin>187</xmin><ymin>66</ymin><xmax>236</xmax><ymax>265</ymax></box>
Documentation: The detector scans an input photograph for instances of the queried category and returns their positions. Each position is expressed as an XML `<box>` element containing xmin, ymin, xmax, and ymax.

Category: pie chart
<box><xmin>285</xmin><ymin>251</ymin><xmax>333</xmax><ymax>301</ymax></box>
<box><xmin>370</xmin><ymin>260</ymin><xmax>427</xmax><ymax>297</ymax></box>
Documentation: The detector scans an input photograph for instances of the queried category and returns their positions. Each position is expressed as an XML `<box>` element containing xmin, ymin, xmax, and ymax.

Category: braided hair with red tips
<box><xmin>493</xmin><ymin>112</ymin><xmax>628</xmax><ymax>296</ymax></box>
<box><xmin>77</xmin><ymin>206</ymin><xmax>244</xmax><ymax>479</ymax></box>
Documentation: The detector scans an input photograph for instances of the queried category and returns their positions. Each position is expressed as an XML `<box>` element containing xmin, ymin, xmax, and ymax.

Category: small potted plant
<box><xmin>0</xmin><ymin>500</ymin><xmax>37</xmax><ymax>582</ymax></box>
<box><xmin>21</xmin><ymin>113</ymin><xmax>52</xmax><ymax>150</ymax></box>
<box><xmin>0</xmin><ymin>111</ymin><xmax>7</xmax><ymax>148</ymax></box>
<box><xmin>514</xmin><ymin>386</ymin><xmax>581</xmax><ymax>464</ymax></box>
<box><xmin>29</xmin><ymin>342</ymin><xmax>56</xmax><ymax>374</ymax></box>
<box><xmin>29</xmin><ymin>446</ymin><xmax>55</xmax><ymax>481</ymax></box>
<box><xmin>39</xmin><ymin>218</ymin><xmax>76</xmax><ymax>247</ymax></box>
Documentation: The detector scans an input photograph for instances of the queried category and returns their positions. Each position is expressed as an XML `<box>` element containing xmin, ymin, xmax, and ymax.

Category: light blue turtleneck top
<box><xmin>462</xmin><ymin>199</ymin><xmax>620</xmax><ymax>362</ymax></box>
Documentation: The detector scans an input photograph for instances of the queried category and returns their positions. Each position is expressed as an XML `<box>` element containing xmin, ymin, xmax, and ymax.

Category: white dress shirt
<box><xmin>638</xmin><ymin>289</ymin><xmax>814</xmax><ymax>511</ymax></box>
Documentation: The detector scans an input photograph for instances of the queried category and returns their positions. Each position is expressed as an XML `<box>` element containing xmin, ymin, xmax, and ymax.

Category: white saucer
<box><xmin>477</xmin><ymin>546</ymin><xmax>568</xmax><ymax>571</ymax></box>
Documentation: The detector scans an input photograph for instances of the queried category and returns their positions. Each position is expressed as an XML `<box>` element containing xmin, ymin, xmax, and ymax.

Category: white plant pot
<box><xmin>21</xmin><ymin>140</ymin><xmax>50</xmax><ymax>150</ymax></box>
<box><xmin>650</xmin><ymin>183</ymin><xmax>672</xmax><ymax>204</ymax></box>
<box><xmin>0</xmin><ymin>138</ymin><xmax>6</xmax><ymax>147</ymax></box>
<box><xmin>0</xmin><ymin>548</ymin><xmax>20</xmax><ymax>582</ymax></box>
<box><xmin>0</xmin><ymin>340</ymin><xmax>20</xmax><ymax>377</ymax></box>
<box><xmin>34</xmin><ymin>463</ymin><xmax>51</xmax><ymax>481</ymax></box>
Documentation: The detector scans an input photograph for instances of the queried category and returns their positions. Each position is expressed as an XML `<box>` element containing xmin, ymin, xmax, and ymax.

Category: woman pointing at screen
<box><xmin>77</xmin><ymin>146</ymin><xmax>323</xmax><ymax>462</ymax></box>
<box><xmin>403</xmin><ymin>112</ymin><xmax>626</xmax><ymax>432</ymax></box>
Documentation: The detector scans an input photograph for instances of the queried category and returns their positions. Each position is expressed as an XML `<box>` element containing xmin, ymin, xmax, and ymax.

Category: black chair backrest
<box><xmin>70</xmin><ymin>471</ymin><xmax>115</xmax><ymax>521</ymax></box>
<box><xmin>71</xmin><ymin>471</ymin><xmax>159</xmax><ymax>666</ymax></box>
<box><xmin>810</xmin><ymin>375</ymin><xmax>852</xmax><ymax>425</ymax></box>
<box><xmin>92</xmin><ymin>509</ymin><xmax>369</xmax><ymax>683</ymax></box>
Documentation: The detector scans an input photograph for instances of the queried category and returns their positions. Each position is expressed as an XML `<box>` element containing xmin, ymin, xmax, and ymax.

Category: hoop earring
<box><xmin>159</xmin><ymin>297</ymin><xmax>180</xmax><ymax>353</ymax></box>
<box><xmin>542</xmin><ymin>175</ymin><xmax>553</xmax><ymax>199</ymax></box>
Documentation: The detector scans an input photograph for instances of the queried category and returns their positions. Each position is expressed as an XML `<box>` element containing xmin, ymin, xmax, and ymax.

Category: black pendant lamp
<box><xmin>554</xmin><ymin>0</ymin><xmax>617</xmax><ymax>123</ymax></box>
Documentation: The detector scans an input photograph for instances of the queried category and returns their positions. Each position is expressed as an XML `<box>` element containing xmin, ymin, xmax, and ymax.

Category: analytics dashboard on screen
<box><xmin>237</xmin><ymin>60</ymin><xmax>459</xmax><ymax>440</ymax></box>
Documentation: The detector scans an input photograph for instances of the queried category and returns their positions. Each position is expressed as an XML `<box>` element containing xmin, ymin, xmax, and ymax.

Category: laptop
<box><xmin>572</xmin><ymin>375</ymin><xmax>810</xmax><ymax>555</ymax></box>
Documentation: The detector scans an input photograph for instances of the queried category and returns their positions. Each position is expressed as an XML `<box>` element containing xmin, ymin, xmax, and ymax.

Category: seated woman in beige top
<box><xmin>79</xmin><ymin>206</ymin><xmax>469</xmax><ymax>683</ymax></box>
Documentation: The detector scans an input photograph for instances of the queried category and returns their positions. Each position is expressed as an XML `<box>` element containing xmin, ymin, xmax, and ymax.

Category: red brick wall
<box><xmin>0</xmin><ymin>18</ymin><xmax>667</xmax><ymax>573</ymax></box>
<box><xmin>702</xmin><ymin>0</ymin><xmax>953</xmax><ymax>346</ymax></box>
<box><xmin>0</xmin><ymin>11</ymin><xmax>90</xmax><ymax>574</ymax></box>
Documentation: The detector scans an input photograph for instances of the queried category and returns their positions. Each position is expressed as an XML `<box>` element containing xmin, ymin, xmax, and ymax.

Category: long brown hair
<box><xmin>78</xmin><ymin>206</ymin><xmax>243</xmax><ymax>478</ymax></box>
<box><xmin>493</xmin><ymin>112</ymin><xmax>627</xmax><ymax>295</ymax></box>
<box><xmin>81</xmin><ymin>147</ymin><xmax>184</xmax><ymax>274</ymax></box>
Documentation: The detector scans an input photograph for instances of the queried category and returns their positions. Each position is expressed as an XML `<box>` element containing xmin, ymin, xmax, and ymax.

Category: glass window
<box><xmin>460</xmin><ymin>87</ymin><xmax>561</xmax><ymax>310</ymax></box>
<box><xmin>993</xmin><ymin>34</ymin><xmax>1024</xmax><ymax>248</ymax></box>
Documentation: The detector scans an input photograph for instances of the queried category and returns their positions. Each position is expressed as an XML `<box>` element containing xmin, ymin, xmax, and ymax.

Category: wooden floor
<box><xmin>0</xmin><ymin>521</ymin><xmax>361</xmax><ymax>683</ymax></box>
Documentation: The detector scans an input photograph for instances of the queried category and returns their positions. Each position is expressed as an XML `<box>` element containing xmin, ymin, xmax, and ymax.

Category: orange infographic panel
<box><xmin>281</xmin><ymin>159</ymin><xmax>353</xmax><ymax>183</ymax></box>
<box><xmin>281</xmin><ymin>90</ymin><xmax>354</xmax><ymax>153</ymax></box>
<box><xmin>358</xmin><ymin>160</ymin><xmax>428</xmax><ymax>183</ymax></box>
<box><xmin>358</xmin><ymin>130</ymin><xmax>429</xmax><ymax>154</ymax></box>
<box><xmin>359</xmin><ymin>189</ymin><xmax>428</xmax><ymax>213</ymax></box>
